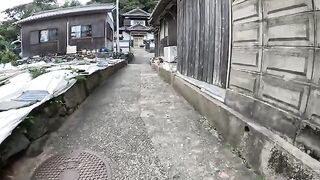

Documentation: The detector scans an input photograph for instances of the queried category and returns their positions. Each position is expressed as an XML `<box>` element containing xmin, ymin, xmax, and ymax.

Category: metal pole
<box><xmin>66</xmin><ymin>21</ymin><xmax>69</xmax><ymax>46</ymax></box>
<box><xmin>116</xmin><ymin>0</ymin><xmax>120</xmax><ymax>53</ymax></box>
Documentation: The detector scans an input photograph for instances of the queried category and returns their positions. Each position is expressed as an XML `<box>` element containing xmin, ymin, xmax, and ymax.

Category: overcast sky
<box><xmin>0</xmin><ymin>0</ymin><xmax>91</xmax><ymax>20</ymax></box>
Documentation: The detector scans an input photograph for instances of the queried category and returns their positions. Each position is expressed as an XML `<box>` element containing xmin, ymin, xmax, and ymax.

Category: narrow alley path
<box><xmin>9</xmin><ymin>49</ymin><xmax>257</xmax><ymax>180</ymax></box>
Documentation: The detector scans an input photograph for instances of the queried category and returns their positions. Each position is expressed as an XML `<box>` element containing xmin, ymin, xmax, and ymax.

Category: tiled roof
<box><xmin>122</xmin><ymin>8</ymin><xmax>150</xmax><ymax>17</ymax></box>
<box><xmin>17</xmin><ymin>4</ymin><xmax>115</xmax><ymax>24</ymax></box>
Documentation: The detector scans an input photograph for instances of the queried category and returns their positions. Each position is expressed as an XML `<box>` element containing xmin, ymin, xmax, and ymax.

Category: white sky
<box><xmin>0</xmin><ymin>0</ymin><xmax>91</xmax><ymax>21</ymax></box>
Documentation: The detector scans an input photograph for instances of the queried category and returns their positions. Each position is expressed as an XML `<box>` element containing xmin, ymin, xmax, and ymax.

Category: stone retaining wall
<box><xmin>0</xmin><ymin>61</ymin><xmax>127</xmax><ymax>168</ymax></box>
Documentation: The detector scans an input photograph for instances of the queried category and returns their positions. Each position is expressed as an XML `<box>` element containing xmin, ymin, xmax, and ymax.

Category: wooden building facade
<box><xmin>119</xmin><ymin>8</ymin><xmax>154</xmax><ymax>49</ymax></box>
<box><xmin>150</xmin><ymin>0</ymin><xmax>177</xmax><ymax>57</ymax></box>
<box><xmin>17</xmin><ymin>4</ymin><xmax>114</xmax><ymax>57</ymax></box>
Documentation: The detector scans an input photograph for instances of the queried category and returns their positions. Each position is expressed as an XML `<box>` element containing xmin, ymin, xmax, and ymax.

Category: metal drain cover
<box><xmin>31</xmin><ymin>150</ymin><xmax>112</xmax><ymax>180</ymax></box>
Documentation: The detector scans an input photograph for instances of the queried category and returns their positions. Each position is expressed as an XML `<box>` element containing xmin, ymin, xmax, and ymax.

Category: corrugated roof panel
<box><xmin>15</xmin><ymin>90</ymin><xmax>49</xmax><ymax>102</ymax></box>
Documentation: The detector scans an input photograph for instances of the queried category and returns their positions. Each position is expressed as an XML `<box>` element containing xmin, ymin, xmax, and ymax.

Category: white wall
<box><xmin>143</xmin><ymin>32</ymin><xmax>154</xmax><ymax>40</ymax></box>
<box><xmin>122</xmin><ymin>32</ymin><xmax>131</xmax><ymax>41</ymax></box>
<box><xmin>130</xmin><ymin>20</ymin><xmax>146</xmax><ymax>26</ymax></box>
<box><xmin>114</xmin><ymin>40</ymin><xmax>130</xmax><ymax>53</ymax></box>
<box><xmin>160</xmin><ymin>20</ymin><xmax>165</xmax><ymax>39</ymax></box>
<box><xmin>106</xmin><ymin>13</ymin><xmax>114</xmax><ymax>50</ymax></box>
<box><xmin>107</xmin><ymin>12</ymin><xmax>114</xmax><ymax>29</ymax></box>
<box><xmin>147</xmin><ymin>33</ymin><xmax>154</xmax><ymax>40</ymax></box>
<box><xmin>159</xmin><ymin>19</ymin><xmax>169</xmax><ymax>40</ymax></box>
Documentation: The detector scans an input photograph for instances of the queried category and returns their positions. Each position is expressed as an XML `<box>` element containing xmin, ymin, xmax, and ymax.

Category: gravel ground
<box><xmin>5</xmin><ymin>49</ymin><xmax>258</xmax><ymax>180</ymax></box>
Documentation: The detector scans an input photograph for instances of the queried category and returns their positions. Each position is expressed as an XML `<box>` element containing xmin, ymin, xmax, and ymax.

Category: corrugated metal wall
<box><xmin>177</xmin><ymin>0</ymin><xmax>230</xmax><ymax>88</ymax></box>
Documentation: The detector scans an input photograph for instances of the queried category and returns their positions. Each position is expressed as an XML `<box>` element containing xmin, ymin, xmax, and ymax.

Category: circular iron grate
<box><xmin>31</xmin><ymin>150</ymin><xmax>112</xmax><ymax>180</ymax></box>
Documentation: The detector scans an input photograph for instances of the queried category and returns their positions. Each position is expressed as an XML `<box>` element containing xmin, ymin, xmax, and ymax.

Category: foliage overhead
<box><xmin>88</xmin><ymin>0</ymin><xmax>157</xmax><ymax>13</ymax></box>
<box><xmin>62</xmin><ymin>0</ymin><xmax>82</xmax><ymax>8</ymax></box>
<box><xmin>3</xmin><ymin>0</ymin><xmax>58</xmax><ymax>21</ymax></box>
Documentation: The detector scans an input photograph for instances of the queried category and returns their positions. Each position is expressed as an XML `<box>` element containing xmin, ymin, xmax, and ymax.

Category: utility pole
<box><xmin>116</xmin><ymin>0</ymin><xmax>120</xmax><ymax>53</ymax></box>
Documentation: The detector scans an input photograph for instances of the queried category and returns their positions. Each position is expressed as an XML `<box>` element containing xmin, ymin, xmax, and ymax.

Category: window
<box><xmin>39</xmin><ymin>29</ymin><xmax>58</xmax><ymax>43</ymax></box>
<box><xmin>164</xmin><ymin>21</ymin><xmax>169</xmax><ymax>37</ymax></box>
<box><xmin>106</xmin><ymin>24</ymin><xmax>113</xmax><ymax>41</ymax></box>
<box><xmin>160</xmin><ymin>20</ymin><xmax>165</xmax><ymax>39</ymax></box>
<box><xmin>131</xmin><ymin>20</ymin><xmax>145</xmax><ymax>26</ymax></box>
<box><xmin>71</xmin><ymin>25</ymin><xmax>92</xmax><ymax>39</ymax></box>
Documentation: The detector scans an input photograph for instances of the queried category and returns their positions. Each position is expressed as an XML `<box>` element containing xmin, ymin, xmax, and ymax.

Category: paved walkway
<box><xmin>6</xmin><ymin>49</ymin><xmax>257</xmax><ymax>180</ymax></box>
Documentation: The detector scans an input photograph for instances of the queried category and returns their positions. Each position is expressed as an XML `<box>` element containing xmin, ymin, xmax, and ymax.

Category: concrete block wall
<box><xmin>230</xmin><ymin>0</ymin><xmax>320</xmax><ymax>161</ymax></box>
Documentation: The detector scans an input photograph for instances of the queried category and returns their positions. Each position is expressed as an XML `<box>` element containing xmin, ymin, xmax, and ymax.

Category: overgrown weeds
<box><xmin>28</xmin><ymin>67</ymin><xmax>47</xmax><ymax>78</ymax></box>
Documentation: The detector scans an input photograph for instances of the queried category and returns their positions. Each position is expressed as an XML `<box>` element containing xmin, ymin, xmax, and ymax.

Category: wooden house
<box><xmin>119</xmin><ymin>8</ymin><xmax>154</xmax><ymax>48</ymax></box>
<box><xmin>149</xmin><ymin>0</ymin><xmax>177</xmax><ymax>59</ymax></box>
<box><xmin>17</xmin><ymin>4</ymin><xmax>115</xmax><ymax>57</ymax></box>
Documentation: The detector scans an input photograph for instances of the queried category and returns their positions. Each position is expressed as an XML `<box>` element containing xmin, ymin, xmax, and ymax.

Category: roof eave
<box><xmin>149</xmin><ymin>0</ymin><xmax>175</xmax><ymax>25</ymax></box>
<box><xmin>17</xmin><ymin>5</ymin><xmax>115</xmax><ymax>25</ymax></box>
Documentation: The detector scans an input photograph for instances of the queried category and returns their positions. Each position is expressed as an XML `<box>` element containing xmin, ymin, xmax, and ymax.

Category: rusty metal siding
<box><xmin>177</xmin><ymin>0</ymin><xmax>230</xmax><ymax>88</ymax></box>
<box><xmin>21</xmin><ymin>13</ymin><xmax>108</xmax><ymax>57</ymax></box>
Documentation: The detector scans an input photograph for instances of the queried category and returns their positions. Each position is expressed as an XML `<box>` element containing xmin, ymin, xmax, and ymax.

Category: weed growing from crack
<box><xmin>17</xmin><ymin>116</ymin><xmax>36</xmax><ymax>134</ymax></box>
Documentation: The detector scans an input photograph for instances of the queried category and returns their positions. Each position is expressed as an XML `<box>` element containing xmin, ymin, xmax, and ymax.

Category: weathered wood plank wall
<box><xmin>21</xmin><ymin>13</ymin><xmax>109</xmax><ymax>57</ymax></box>
<box><xmin>177</xmin><ymin>0</ymin><xmax>230</xmax><ymax>88</ymax></box>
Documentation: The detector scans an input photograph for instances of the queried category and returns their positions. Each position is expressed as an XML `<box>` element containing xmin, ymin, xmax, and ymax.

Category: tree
<box><xmin>3</xmin><ymin>0</ymin><xmax>58</xmax><ymax>22</ymax></box>
<box><xmin>33</xmin><ymin>0</ymin><xmax>58</xmax><ymax>11</ymax></box>
<box><xmin>88</xmin><ymin>0</ymin><xmax>157</xmax><ymax>13</ymax></box>
<box><xmin>0</xmin><ymin>18</ymin><xmax>21</xmax><ymax>42</ymax></box>
<box><xmin>62</xmin><ymin>0</ymin><xmax>82</xmax><ymax>7</ymax></box>
<box><xmin>0</xmin><ymin>0</ymin><xmax>79</xmax><ymax>59</ymax></box>
<box><xmin>4</xmin><ymin>3</ymin><xmax>37</xmax><ymax>21</ymax></box>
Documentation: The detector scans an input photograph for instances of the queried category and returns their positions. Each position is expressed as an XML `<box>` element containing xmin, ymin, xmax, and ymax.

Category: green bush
<box><xmin>126</xmin><ymin>52</ymin><xmax>134</xmax><ymax>62</ymax></box>
<box><xmin>28</xmin><ymin>67</ymin><xmax>47</xmax><ymax>78</ymax></box>
<box><xmin>113</xmin><ymin>52</ymin><xmax>125</xmax><ymax>59</ymax></box>
<box><xmin>0</xmin><ymin>50</ymin><xmax>18</xmax><ymax>64</ymax></box>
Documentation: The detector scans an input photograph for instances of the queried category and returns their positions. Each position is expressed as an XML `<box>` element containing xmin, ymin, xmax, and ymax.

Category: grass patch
<box><xmin>28</xmin><ymin>67</ymin><xmax>47</xmax><ymax>78</ymax></box>
<box><xmin>17</xmin><ymin>116</ymin><xmax>36</xmax><ymax>134</ymax></box>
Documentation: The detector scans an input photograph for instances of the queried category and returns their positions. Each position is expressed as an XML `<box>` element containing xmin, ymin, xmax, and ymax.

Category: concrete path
<box><xmin>6</xmin><ymin>49</ymin><xmax>258</xmax><ymax>180</ymax></box>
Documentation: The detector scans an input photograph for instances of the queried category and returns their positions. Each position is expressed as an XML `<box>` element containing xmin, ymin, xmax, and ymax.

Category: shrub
<box><xmin>113</xmin><ymin>52</ymin><xmax>125</xmax><ymax>59</ymax></box>
<box><xmin>0</xmin><ymin>50</ymin><xmax>18</xmax><ymax>64</ymax></box>
<box><xmin>28</xmin><ymin>67</ymin><xmax>47</xmax><ymax>79</ymax></box>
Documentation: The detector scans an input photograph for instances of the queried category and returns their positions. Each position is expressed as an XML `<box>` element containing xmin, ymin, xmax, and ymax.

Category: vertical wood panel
<box><xmin>213</xmin><ymin>0</ymin><xmax>222</xmax><ymax>85</ymax></box>
<box><xmin>220</xmin><ymin>0</ymin><xmax>230</xmax><ymax>87</ymax></box>
<box><xmin>177</xmin><ymin>0</ymin><xmax>230</xmax><ymax>88</ymax></box>
<box><xmin>198</xmin><ymin>0</ymin><xmax>206</xmax><ymax>80</ymax></box>
<box><xmin>177</xmin><ymin>0</ymin><xmax>183</xmax><ymax>73</ymax></box>
<box><xmin>194</xmin><ymin>1</ymin><xmax>200</xmax><ymax>80</ymax></box>
<box><xmin>207</xmin><ymin>0</ymin><xmax>216</xmax><ymax>84</ymax></box>
<box><xmin>190</xmin><ymin>0</ymin><xmax>195</xmax><ymax>78</ymax></box>
<box><xmin>186</xmin><ymin>0</ymin><xmax>191</xmax><ymax>76</ymax></box>
<box><xmin>202</xmin><ymin>0</ymin><xmax>210</xmax><ymax>82</ymax></box>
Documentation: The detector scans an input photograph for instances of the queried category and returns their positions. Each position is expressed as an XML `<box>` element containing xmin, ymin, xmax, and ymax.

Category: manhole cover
<box><xmin>31</xmin><ymin>150</ymin><xmax>112</xmax><ymax>180</ymax></box>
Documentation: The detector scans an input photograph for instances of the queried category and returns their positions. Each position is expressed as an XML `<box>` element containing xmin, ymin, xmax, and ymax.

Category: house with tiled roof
<box><xmin>17</xmin><ymin>4</ymin><xmax>115</xmax><ymax>57</ymax></box>
<box><xmin>119</xmin><ymin>8</ymin><xmax>154</xmax><ymax>49</ymax></box>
